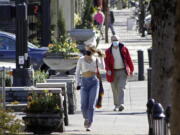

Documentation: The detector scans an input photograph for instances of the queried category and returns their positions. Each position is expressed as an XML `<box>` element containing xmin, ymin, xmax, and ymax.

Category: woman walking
<box><xmin>75</xmin><ymin>45</ymin><xmax>105</xmax><ymax>131</ymax></box>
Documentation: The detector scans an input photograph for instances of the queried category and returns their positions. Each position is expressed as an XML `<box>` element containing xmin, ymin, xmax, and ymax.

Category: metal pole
<box><xmin>13</xmin><ymin>0</ymin><xmax>33</xmax><ymax>86</ymax></box>
<box><xmin>137</xmin><ymin>50</ymin><xmax>144</xmax><ymax>80</ymax></box>
<box><xmin>147</xmin><ymin>68</ymin><xmax>152</xmax><ymax>100</ymax></box>
<box><xmin>41</xmin><ymin>0</ymin><xmax>51</xmax><ymax>47</ymax></box>
<box><xmin>2</xmin><ymin>67</ymin><xmax>6</xmax><ymax>109</ymax></box>
<box><xmin>147</xmin><ymin>99</ymin><xmax>155</xmax><ymax>135</ymax></box>
<box><xmin>148</xmin><ymin>48</ymin><xmax>152</xmax><ymax>67</ymax></box>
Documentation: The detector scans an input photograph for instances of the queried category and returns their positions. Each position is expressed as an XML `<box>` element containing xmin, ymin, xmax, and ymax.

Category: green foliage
<box><xmin>76</xmin><ymin>0</ymin><xmax>95</xmax><ymax>29</ymax></box>
<box><xmin>28</xmin><ymin>16</ymin><xmax>41</xmax><ymax>47</ymax></box>
<box><xmin>33</xmin><ymin>70</ymin><xmax>48</xmax><ymax>84</ymax></box>
<box><xmin>25</xmin><ymin>91</ymin><xmax>62</xmax><ymax>114</ymax></box>
<box><xmin>74</xmin><ymin>13</ymin><xmax>82</xmax><ymax>26</ymax></box>
<box><xmin>0</xmin><ymin>70</ymin><xmax>12</xmax><ymax>87</ymax></box>
<box><xmin>48</xmin><ymin>37</ymin><xmax>79</xmax><ymax>56</ymax></box>
<box><xmin>0</xmin><ymin>104</ymin><xmax>22</xmax><ymax>134</ymax></box>
<box><xmin>58</xmin><ymin>8</ymin><xmax>66</xmax><ymax>43</ymax></box>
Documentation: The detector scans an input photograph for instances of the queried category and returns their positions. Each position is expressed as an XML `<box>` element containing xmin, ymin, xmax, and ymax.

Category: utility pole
<box><xmin>13</xmin><ymin>0</ymin><xmax>33</xmax><ymax>86</ymax></box>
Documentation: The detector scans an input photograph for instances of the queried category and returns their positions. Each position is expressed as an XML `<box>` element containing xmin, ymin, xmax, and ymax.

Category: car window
<box><xmin>0</xmin><ymin>36</ymin><xmax>15</xmax><ymax>50</ymax></box>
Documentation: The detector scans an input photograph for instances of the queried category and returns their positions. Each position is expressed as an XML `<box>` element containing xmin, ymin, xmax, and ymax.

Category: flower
<box><xmin>25</xmin><ymin>91</ymin><xmax>62</xmax><ymax>114</ymax></box>
<box><xmin>48</xmin><ymin>37</ymin><xmax>79</xmax><ymax>55</ymax></box>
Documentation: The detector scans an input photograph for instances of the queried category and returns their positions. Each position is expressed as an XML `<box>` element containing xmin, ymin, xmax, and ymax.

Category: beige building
<box><xmin>51</xmin><ymin>0</ymin><xmax>77</xmax><ymax>38</ymax></box>
<box><xmin>58</xmin><ymin>0</ymin><xmax>75</xmax><ymax>31</ymax></box>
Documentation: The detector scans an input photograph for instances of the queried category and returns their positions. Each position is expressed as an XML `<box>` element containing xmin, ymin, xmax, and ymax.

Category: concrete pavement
<box><xmin>55</xmin><ymin>8</ymin><xmax>151</xmax><ymax>135</ymax></box>
<box><xmin>97</xmin><ymin>8</ymin><xmax>152</xmax><ymax>80</ymax></box>
<box><xmin>16</xmin><ymin>8</ymin><xmax>151</xmax><ymax>135</ymax></box>
<box><xmin>57</xmin><ymin>81</ymin><xmax>148</xmax><ymax>135</ymax></box>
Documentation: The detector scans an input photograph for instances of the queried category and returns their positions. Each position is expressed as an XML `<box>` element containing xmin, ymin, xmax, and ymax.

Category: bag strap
<box><xmin>96</xmin><ymin>59</ymin><xmax>99</xmax><ymax>72</ymax></box>
<box><xmin>96</xmin><ymin>59</ymin><xmax>101</xmax><ymax>80</ymax></box>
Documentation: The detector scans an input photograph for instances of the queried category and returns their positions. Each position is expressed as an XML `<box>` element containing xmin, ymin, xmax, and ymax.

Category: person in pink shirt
<box><xmin>94</xmin><ymin>7</ymin><xmax>105</xmax><ymax>39</ymax></box>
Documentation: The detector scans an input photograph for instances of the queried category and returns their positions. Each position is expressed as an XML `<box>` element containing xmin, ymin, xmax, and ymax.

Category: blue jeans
<box><xmin>80</xmin><ymin>75</ymin><xmax>99</xmax><ymax>123</ymax></box>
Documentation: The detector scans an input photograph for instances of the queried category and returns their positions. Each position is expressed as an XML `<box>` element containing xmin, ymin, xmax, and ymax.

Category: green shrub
<box><xmin>33</xmin><ymin>70</ymin><xmax>48</xmax><ymax>84</ymax></box>
<box><xmin>58</xmin><ymin>8</ymin><xmax>67</xmax><ymax>43</ymax></box>
<box><xmin>0</xmin><ymin>70</ymin><xmax>12</xmax><ymax>87</ymax></box>
<box><xmin>25</xmin><ymin>91</ymin><xmax>62</xmax><ymax>114</ymax></box>
<box><xmin>0</xmin><ymin>104</ymin><xmax>22</xmax><ymax>134</ymax></box>
<box><xmin>76</xmin><ymin>0</ymin><xmax>96</xmax><ymax>29</ymax></box>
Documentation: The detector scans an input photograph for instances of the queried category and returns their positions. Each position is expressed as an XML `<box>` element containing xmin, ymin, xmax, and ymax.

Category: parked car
<box><xmin>144</xmin><ymin>14</ymin><xmax>151</xmax><ymax>34</ymax></box>
<box><xmin>0</xmin><ymin>31</ymin><xmax>49</xmax><ymax>71</ymax></box>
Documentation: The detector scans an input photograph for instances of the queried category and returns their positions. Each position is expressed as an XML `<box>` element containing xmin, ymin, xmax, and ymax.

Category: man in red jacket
<box><xmin>104</xmin><ymin>35</ymin><xmax>134</xmax><ymax>111</ymax></box>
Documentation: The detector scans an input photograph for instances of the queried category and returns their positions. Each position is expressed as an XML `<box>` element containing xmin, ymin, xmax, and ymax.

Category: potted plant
<box><xmin>70</xmin><ymin>0</ymin><xmax>97</xmax><ymax>42</ymax></box>
<box><xmin>43</xmin><ymin>37</ymin><xmax>80</xmax><ymax>73</ymax></box>
<box><xmin>23</xmin><ymin>90</ymin><xmax>64</xmax><ymax>134</ymax></box>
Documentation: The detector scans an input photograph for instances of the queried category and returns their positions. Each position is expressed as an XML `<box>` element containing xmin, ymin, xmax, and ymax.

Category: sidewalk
<box><xmin>17</xmin><ymin>8</ymin><xmax>150</xmax><ymax>135</ymax></box>
<box><xmin>97</xmin><ymin>8</ymin><xmax>152</xmax><ymax>81</ymax></box>
<box><xmin>58</xmin><ymin>81</ymin><xmax>148</xmax><ymax>135</ymax></box>
<box><xmin>56</xmin><ymin>8</ymin><xmax>150</xmax><ymax>135</ymax></box>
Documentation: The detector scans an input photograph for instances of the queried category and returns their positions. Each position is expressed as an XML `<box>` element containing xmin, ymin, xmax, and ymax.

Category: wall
<box><xmin>50</xmin><ymin>0</ymin><xmax>59</xmax><ymax>38</ymax></box>
<box><xmin>58</xmin><ymin>0</ymin><xmax>74</xmax><ymax>31</ymax></box>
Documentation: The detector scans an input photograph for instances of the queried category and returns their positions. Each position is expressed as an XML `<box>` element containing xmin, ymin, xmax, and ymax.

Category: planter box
<box><xmin>69</xmin><ymin>29</ymin><xmax>95</xmax><ymax>41</ymax></box>
<box><xmin>43</xmin><ymin>53</ymin><xmax>79</xmax><ymax>72</ymax></box>
<box><xmin>46</xmin><ymin>78</ymin><xmax>77</xmax><ymax>114</ymax></box>
<box><xmin>35</xmin><ymin>82</ymin><xmax>69</xmax><ymax>126</ymax></box>
<box><xmin>23</xmin><ymin>113</ymin><xmax>64</xmax><ymax>134</ymax></box>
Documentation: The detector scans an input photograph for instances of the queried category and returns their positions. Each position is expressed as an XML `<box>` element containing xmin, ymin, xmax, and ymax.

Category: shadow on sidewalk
<box><xmin>96</xmin><ymin>111</ymin><xmax>146</xmax><ymax>116</ymax></box>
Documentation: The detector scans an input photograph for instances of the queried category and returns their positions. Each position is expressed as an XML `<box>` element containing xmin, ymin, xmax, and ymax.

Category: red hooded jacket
<box><xmin>104</xmin><ymin>43</ymin><xmax>134</xmax><ymax>82</ymax></box>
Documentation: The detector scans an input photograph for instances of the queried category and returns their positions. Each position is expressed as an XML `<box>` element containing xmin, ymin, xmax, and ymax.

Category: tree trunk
<box><xmin>150</xmin><ymin>0</ymin><xmax>175</xmax><ymax>108</ymax></box>
<box><xmin>171</xmin><ymin>1</ymin><xmax>180</xmax><ymax>134</ymax></box>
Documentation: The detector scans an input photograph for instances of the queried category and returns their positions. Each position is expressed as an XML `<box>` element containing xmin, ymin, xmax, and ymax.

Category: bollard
<box><xmin>147</xmin><ymin>99</ymin><xmax>155</xmax><ymax>135</ymax></box>
<box><xmin>152</xmin><ymin>103</ymin><xmax>165</xmax><ymax>135</ymax></box>
<box><xmin>148</xmin><ymin>48</ymin><xmax>152</xmax><ymax>67</ymax></box>
<box><xmin>137</xmin><ymin>50</ymin><xmax>145</xmax><ymax>80</ymax></box>
<box><xmin>147</xmin><ymin>68</ymin><xmax>152</xmax><ymax>100</ymax></box>
<box><xmin>165</xmin><ymin>106</ymin><xmax>171</xmax><ymax>135</ymax></box>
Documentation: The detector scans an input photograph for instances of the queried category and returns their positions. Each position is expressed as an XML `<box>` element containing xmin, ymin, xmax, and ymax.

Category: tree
<box><xmin>150</xmin><ymin>0</ymin><xmax>176</xmax><ymax>108</ymax></box>
<box><xmin>57</xmin><ymin>8</ymin><xmax>67</xmax><ymax>43</ymax></box>
<box><xmin>171</xmin><ymin>1</ymin><xmax>180</xmax><ymax>134</ymax></box>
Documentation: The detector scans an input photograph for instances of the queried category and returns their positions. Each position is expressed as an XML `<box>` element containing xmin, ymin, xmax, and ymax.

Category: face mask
<box><xmin>112</xmin><ymin>41</ymin><xmax>119</xmax><ymax>47</ymax></box>
<box><xmin>85</xmin><ymin>50</ymin><xmax>92</xmax><ymax>56</ymax></box>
